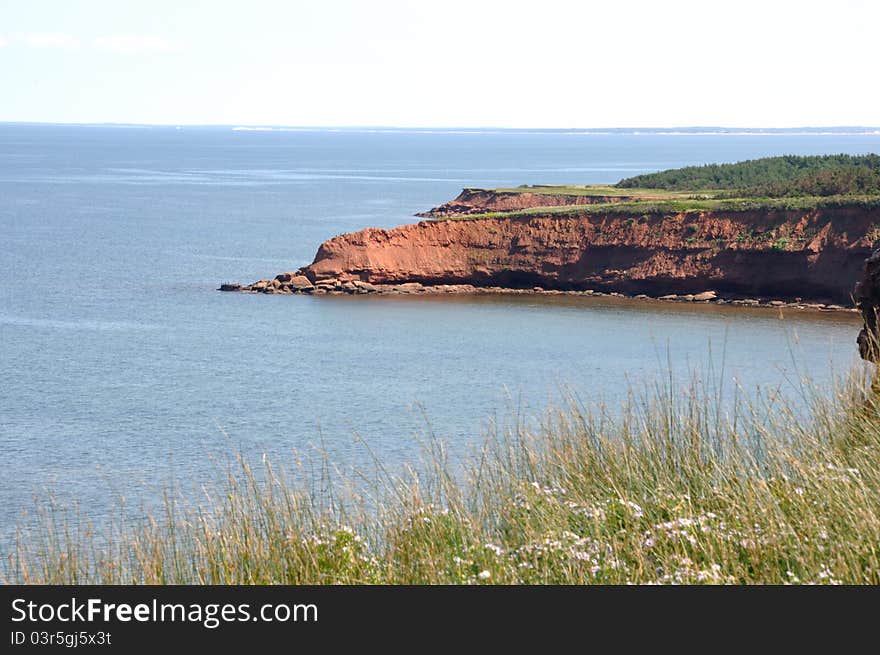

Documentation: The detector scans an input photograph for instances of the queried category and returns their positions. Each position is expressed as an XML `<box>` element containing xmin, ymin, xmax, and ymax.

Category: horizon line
<box><xmin>1</xmin><ymin>121</ymin><xmax>880</xmax><ymax>132</ymax></box>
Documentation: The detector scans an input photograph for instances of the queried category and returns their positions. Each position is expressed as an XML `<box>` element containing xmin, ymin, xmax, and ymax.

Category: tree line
<box><xmin>616</xmin><ymin>154</ymin><xmax>880</xmax><ymax>197</ymax></box>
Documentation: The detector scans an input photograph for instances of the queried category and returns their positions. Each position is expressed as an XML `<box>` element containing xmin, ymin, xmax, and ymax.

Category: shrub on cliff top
<box><xmin>772</xmin><ymin>237</ymin><xmax>791</xmax><ymax>251</ymax></box>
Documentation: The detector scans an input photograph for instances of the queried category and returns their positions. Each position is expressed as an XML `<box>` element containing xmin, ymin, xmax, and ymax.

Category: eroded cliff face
<box><xmin>299</xmin><ymin>206</ymin><xmax>879</xmax><ymax>304</ymax></box>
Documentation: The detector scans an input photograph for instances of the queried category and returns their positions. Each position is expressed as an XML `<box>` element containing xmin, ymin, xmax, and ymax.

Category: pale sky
<box><xmin>1</xmin><ymin>0</ymin><xmax>877</xmax><ymax>127</ymax></box>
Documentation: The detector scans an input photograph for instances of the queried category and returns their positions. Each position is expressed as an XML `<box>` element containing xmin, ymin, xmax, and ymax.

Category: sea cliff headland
<box><xmin>223</xmin><ymin>155</ymin><xmax>880</xmax><ymax>311</ymax></box>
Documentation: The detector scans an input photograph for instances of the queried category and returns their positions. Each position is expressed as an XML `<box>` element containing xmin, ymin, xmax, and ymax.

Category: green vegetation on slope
<box><xmin>437</xmin><ymin>156</ymin><xmax>880</xmax><ymax>221</ymax></box>
<box><xmin>616</xmin><ymin>154</ymin><xmax>880</xmax><ymax>196</ymax></box>
<box><xmin>7</xmin><ymin>366</ymin><xmax>880</xmax><ymax>584</ymax></box>
<box><xmin>435</xmin><ymin>194</ymin><xmax>880</xmax><ymax>221</ymax></box>
<box><xmin>487</xmin><ymin>184</ymin><xmax>710</xmax><ymax>199</ymax></box>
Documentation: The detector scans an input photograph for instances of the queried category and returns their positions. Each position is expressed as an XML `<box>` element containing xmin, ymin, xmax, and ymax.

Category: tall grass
<box><xmin>6</xmin><ymin>367</ymin><xmax>880</xmax><ymax>585</ymax></box>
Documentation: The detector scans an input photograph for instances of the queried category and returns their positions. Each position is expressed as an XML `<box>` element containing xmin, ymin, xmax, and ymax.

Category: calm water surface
<box><xmin>1</xmin><ymin>125</ymin><xmax>876</xmax><ymax>541</ymax></box>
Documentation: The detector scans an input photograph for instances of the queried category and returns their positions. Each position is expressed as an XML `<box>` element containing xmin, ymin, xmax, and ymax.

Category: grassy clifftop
<box><xmin>484</xmin><ymin>184</ymin><xmax>709</xmax><ymax>199</ymax></box>
<box><xmin>438</xmin><ymin>194</ymin><xmax>880</xmax><ymax>221</ymax></box>
<box><xmin>431</xmin><ymin>155</ymin><xmax>880</xmax><ymax>221</ymax></box>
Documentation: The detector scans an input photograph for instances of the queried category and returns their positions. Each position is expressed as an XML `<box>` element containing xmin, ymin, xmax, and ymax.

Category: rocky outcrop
<box><xmin>419</xmin><ymin>188</ymin><xmax>672</xmax><ymax>218</ymax></box>
<box><xmin>226</xmin><ymin>269</ymin><xmax>856</xmax><ymax>311</ymax></box>
<box><xmin>290</xmin><ymin>206</ymin><xmax>877</xmax><ymax>304</ymax></box>
<box><xmin>855</xmin><ymin>249</ymin><xmax>880</xmax><ymax>361</ymax></box>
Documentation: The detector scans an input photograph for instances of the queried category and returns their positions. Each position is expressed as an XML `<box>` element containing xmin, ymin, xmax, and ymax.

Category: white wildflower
<box><xmin>513</xmin><ymin>493</ymin><xmax>530</xmax><ymax>509</ymax></box>
<box><xmin>484</xmin><ymin>543</ymin><xmax>504</xmax><ymax>557</ymax></box>
<box><xmin>623</xmin><ymin>500</ymin><xmax>644</xmax><ymax>518</ymax></box>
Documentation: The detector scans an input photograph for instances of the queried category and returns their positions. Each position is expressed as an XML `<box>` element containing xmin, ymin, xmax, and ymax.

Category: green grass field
<box><xmin>435</xmin><ymin>194</ymin><xmax>880</xmax><ymax>221</ymax></box>
<box><xmin>440</xmin><ymin>155</ymin><xmax>880</xmax><ymax>220</ymax></box>
<box><xmin>485</xmin><ymin>184</ymin><xmax>712</xmax><ymax>199</ymax></box>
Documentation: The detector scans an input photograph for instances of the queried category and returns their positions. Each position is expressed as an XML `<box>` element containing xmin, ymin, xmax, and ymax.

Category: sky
<box><xmin>0</xmin><ymin>0</ymin><xmax>877</xmax><ymax>128</ymax></box>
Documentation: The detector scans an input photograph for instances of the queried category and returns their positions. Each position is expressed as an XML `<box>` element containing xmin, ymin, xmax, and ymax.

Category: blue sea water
<box><xmin>1</xmin><ymin>125</ymin><xmax>878</xmax><ymax>541</ymax></box>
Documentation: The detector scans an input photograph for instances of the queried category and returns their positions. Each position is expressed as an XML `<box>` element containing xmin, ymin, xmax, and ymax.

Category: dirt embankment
<box><xmin>287</xmin><ymin>206</ymin><xmax>878</xmax><ymax>304</ymax></box>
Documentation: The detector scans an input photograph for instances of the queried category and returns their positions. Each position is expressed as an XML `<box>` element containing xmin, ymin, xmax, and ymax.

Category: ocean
<box><xmin>2</xmin><ymin>124</ymin><xmax>877</xmax><ymax>541</ymax></box>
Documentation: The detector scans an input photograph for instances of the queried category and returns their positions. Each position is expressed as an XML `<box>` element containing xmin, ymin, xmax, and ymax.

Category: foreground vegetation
<box><xmin>6</xmin><ymin>365</ymin><xmax>880</xmax><ymax>585</ymax></box>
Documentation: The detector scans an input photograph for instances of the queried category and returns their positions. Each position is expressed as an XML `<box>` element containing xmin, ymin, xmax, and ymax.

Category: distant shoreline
<box><xmin>2</xmin><ymin>121</ymin><xmax>879</xmax><ymax>135</ymax></box>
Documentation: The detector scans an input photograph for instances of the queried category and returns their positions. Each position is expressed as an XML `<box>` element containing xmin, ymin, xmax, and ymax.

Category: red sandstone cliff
<box><xmin>297</xmin><ymin>206</ymin><xmax>880</xmax><ymax>304</ymax></box>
